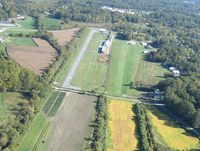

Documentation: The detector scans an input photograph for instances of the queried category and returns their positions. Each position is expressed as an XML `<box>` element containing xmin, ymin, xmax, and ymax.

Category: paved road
<box><xmin>62</xmin><ymin>29</ymin><xmax>98</xmax><ymax>88</ymax></box>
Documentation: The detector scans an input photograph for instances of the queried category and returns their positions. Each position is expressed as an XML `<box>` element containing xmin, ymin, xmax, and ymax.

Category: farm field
<box><xmin>37</xmin><ymin>93</ymin><xmax>96</xmax><ymax>151</ymax></box>
<box><xmin>107</xmin><ymin>39</ymin><xmax>143</xmax><ymax>96</ymax></box>
<box><xmin>47</xmin><ymin>92</ymin><xmax>66</xmax><ymax>117</ymax></box>
<box><xmin>7</xmin><ymin>38</ymin><xmax>58</xmax><ymax>74</ymax></box>
<box><xmin>133</xmin><ymin>55</ymin><xmax>168</xmax><ymax>87</ymax></box>
<box><xmin>17</xmin><ymin>113</ymin><xmax>48</xmax><ymax>151</ymax></box>
<box><xmin>71</xmin><ymin>32</ymin><xmax>107</xmax><ymax>92</ymax></box>
<box><xmin>8</xmin><ymin>37</ymin><xmax>37</xmax><ymax>46</ymax></box>
<box><xmin>43</xmin><ymin>91</ymin><xmax>60</xmax><ymax>115</ymax></box>
<box><xmin>51</xmin><ymin>28</ymin><xmax>79</xmax><ymax>46</ymax></box>
<box><xmin>107</xmin><ymin>99</ymin><xmax>139</xmax><ymax>151</ymax></box>
<box><xmin>55</xmin><ymin>28</ymin><xmax>90</xmax><ymax>84</ymax></box>
<box><xmin>149</xmin><ymin>107</ymin><xmax>200</xmax><ymax>150</ymax></box>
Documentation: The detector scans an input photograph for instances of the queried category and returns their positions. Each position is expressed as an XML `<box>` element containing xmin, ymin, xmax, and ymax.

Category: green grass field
<box><xmin>148</xmin><ymin>106</ymin><xmax>200</xmax><ymax>150</ymax></box>
<box><xmin>16</xmin><ymin>16</ymin><xmax>36</xmax><ymax>29</ymax></box>
<box><xmin>71</xmin><ymin>32</ymin><xmax>107</xmax><ymax>92</ymax></box>
<box><xmin>133</xmin><ymin>55</ymin><xmax>169</xmax><ymax>87</ymax></box>
<box><xmin>107</xmin><ymin>39</ymin><xmax>143</xmax><ymax>96</ymax></box>
<box><xmin>44</xmin><ymin>17</ymin><xmax>61</xmax><ymax>29</ymax></box>
<box><xmin>8</xmin><ymin>37</ymin><xmax>37</xmax><ymax>46</ymax></box>
<box><xmin>17</xmin><ymin>113</ymin><xmax>48</xmax><ymax>151</ymax></box>
<box><xmin>43</xmin><ymin>91</ymin><xmax>60</xmax><ymax>114</ymax></box>
<box><xmin>47</xmin><ymin>92</ymin><xmax>66</xmax><ymax>117</ymax></box>
<box><xmin>55</xmin><ymin>29</ymin><xmax>90</xmax><ymax>84</ymax></box>
<box><xmin>107</xmin><ymin>39</ymin><xmax>168</xmax><ymax>96</ymax></box>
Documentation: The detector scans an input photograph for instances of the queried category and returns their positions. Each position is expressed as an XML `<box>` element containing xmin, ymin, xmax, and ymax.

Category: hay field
<box><xmin>37</xmin><ymin>93</ymin><xmax>96</xmax><ymax>151</ymax></box>
<box><xmin>51</xmin><ymin>28</ymin><xmax>79</xmax><ymax>46</ymax></box>
<box><xmin>107</xmin><ymin>99</ymin><xmax>139</xmax><ymax>151</ymax></box>
<box><xmin>149</xmin><ymin>108</ymin><xmax>200</xmax><ymax>150</ymax></box>
<box><xmin>7</xmin><ymin>38</ymin><xmax>57</xmax><ymax>74</ymax></box>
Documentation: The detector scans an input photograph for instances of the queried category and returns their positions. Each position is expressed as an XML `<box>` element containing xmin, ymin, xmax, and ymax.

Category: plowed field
<box><xmin>7</xmin><ymin>38</ymin><xmax>57</xmax><ymax>74</ymax></box>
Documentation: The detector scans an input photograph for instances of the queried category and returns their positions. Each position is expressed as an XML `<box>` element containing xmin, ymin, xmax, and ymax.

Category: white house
<box><xmin>169</xmin><ymin>67</ymin><xmax>176</xmax><ymax>71</ymax></box>
<box><xmin>141</xmin><ymin>42</ymin><xmax>148</xmax><ymax>46</ymax></box>
<box><xmin>172</xmin><ymin>70</ymin><xmax>180</xmax><ymax>77</ymax></box>
<box><xmin>144</xmin><ymin>50</ymin><xmax>150</xmax><ymax>54</ymax></box>
<box><xmin>100</xmin><ymin>28</ymin><xmax>109</xmax><ymax>35</ymax></box>
<box><xmin>0</xmin><ymin>37</ymin><xmax>3</xmax><ymax>43</ymax></box>
<box><xmin>16</xmin><ymin>15</ymin><xmax>25</xmax><ymax>20</ymax></box>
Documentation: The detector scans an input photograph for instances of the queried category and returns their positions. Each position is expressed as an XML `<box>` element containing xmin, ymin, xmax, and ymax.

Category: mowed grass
<box><xmin>149</xmin><ymin>107</ymin><xmax>200</xmax><ymax>150</ymax></box>
<box><xmin>47</xmin><ymin>92</ymin><xmax>66</xmax><ymax>117</ymax></box>
<box><xmin>43</xmin><ymin>91</ymin><xmax>60</xmax><ymax>114</ymax></box>
<box><xmin>55</xmin><ymin>29</ymin><xmax>90</xmax><ymax>84</ymax></box>
<box><xmin>133</xmin><ymin>56</ymin><xmax>168</xmax><ymax>87</ymax></box>
<box><xmin>16</xmin><ymin>16</ymin><xmax>36</xmax><ymax>29</ymax></box>
<box><xmin>107</xmin><ymin>39</ymin><xmax>143</xmax><ymax>96</ymax></box>
<box><xmin>107</xmin><ymin>99</ymin><xmax>139</xmax><ymax>151</ymax></box>
<box><xmin>17</xmin><ymin>113</ymin><xmax>48</xmax><ymax>151</ymax></box>
<box><xmin>8</xmin><ymin>37</ymin><xmax>37</xmax><ymax>46</ymax></box>
<box><xmin>71</xmin><ymin>32</ymin><xmax>107</xmax><ymax>92</ymax></box>
<box><xmin>44</xmin><ymin>17</ymin><xmax>61</xmax><ymax>29</ymax></box>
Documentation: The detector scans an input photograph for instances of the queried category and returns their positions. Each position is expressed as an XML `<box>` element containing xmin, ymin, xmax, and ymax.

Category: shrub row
<box><xmin>135</xmin><ymin>104</ymin><xmax>173</xmax><ymax>151</ymax></box>
<box><xmin>90</xmin><ymin>96</ymin><xmax>108</xmax><ymax>151</ymax></box>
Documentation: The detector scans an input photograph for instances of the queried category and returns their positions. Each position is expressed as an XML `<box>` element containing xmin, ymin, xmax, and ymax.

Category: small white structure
<box><xmin>144</xmin><ymin>50</ymin><xmax>150</xmax><ymax>54</ymax></box>
<box><xmin>141</xmin><ymin>42</ymin><xmax>148</xmax><ymax>46</ymax></box>
<box><xmin>16</xmin><ymin>15</ymin><xmax>25</xmax><ymax>20</ymax></box>
<box><xmin>104</xmin><ymin>40</ymin><xmax>110</xmax><ymax>47</ymax></box>
<box><xmin>169</xmin><ymin>67</ymin><xmax>176</xmax><ymax>71</ymax></box>
<box><xmin>100</xmin><ymin>29</ymin><xmax>109</xmax><ymax>35</ymax></box>
<box><xmin>172</xmin><ymin>70</ymin><xmax>180</xmax><ymax>77</ymax></box>
<box><xmin>0</xmin><ymin>37</ymin><xmax>3</xmax><ymax>43</ymax></box>
<box><xmin>127</xmin><ymin>40</ymin><xmax>136</xmax><ymax>45</ymax></box>
<box><xmin>44</xmin><ymin>11</ymin><xmax>50</xmax><ymax>15</ymax></box>
<box><xmin>0</xmin><ymin>3</ymin><xmax>2</xmax><ymax>8</ymax></box>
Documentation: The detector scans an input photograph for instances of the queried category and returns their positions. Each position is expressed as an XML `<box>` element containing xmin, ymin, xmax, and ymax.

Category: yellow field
<box><xmin>107</xmin><ymin>99</ymin><xmax>138</xmax><ymax>151</ymax></box>
<box><xmin>149</xmin><ymin>110</ymin><xmax>200</xmax><ymax>150</ymax></box>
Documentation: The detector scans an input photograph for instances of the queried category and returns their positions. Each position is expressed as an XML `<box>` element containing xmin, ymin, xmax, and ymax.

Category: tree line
<box><xmin>0</xmin><ymin>57</ymin><xmax>51</xmax><ymax>150</ymax></box>
<box><xmin>90</xmin><ymin>96</ymin><xmax>108</xmax><ymax>151</ymax></box>
<box><xmin>135</xmin><ymin>104</ymin><xmax>173</xmax><ymax>151</ymax></box>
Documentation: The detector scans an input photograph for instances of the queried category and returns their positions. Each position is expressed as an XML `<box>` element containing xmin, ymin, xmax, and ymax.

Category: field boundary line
<box><xmin>32</xmin><ymin>122</ymin><xmax>50</xmax><ymax>151</ymax></box>
<box><xmin>131</xmin><ymin>53</ymin><xmax>142</xmax><ymax>84</ymax></box>
<box><xmin>46</xmin><ymin>92</ymin><xmax>61</xmax><ymax>116</ymax></box>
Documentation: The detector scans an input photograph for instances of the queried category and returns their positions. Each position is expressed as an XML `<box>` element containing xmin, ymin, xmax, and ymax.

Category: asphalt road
<box><xmin>62</xmin><ymin>29</ymin><xmax>97</xmax><ymax>88</ymax></box>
